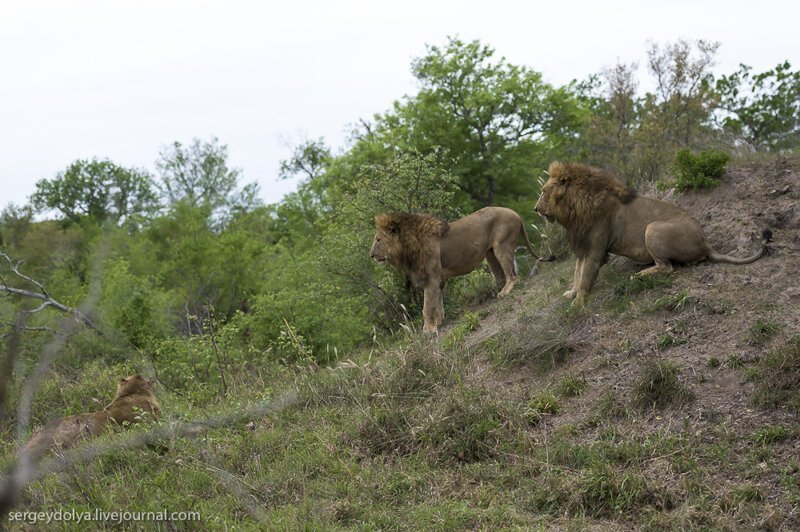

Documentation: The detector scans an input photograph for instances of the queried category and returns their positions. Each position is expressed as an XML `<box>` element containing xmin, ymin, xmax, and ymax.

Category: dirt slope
<box><xmin>462</xmin><ymin>154</ymin><xmax>800</xmax><ymax>527</ymax></box>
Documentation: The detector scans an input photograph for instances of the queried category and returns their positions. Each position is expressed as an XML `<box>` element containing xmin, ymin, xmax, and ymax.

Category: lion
<box><xmin>20</xmin><ymin>375</ymin><xmax>160</xmax><ymax>461</ymax></box>
<box><xmin>370</xmin><ymin>206</ymin><xmax>550</xmax><ymax>333</ymax></box>
<box><xmin>534</xmin><ymin>161</ymin><xmax>771</xmax><ymax>307</ymax></box>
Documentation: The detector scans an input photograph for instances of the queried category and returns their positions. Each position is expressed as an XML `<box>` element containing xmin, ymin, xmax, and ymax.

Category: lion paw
<box><xmin>563</xmin><ymin>289</ymin><xmax>577</xmax><ymax>300</ymax></box>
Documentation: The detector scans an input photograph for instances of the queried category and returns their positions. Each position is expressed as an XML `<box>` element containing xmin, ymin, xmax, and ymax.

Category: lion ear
<box><xmin>375</xmin><ymin>213</ymin><xmax>400</xmax><ymax>234</ymax></box>
<box><xmin>548</xmin><ymin>161</ymin><xmax>569</xmax><ymax>184</ymax></box>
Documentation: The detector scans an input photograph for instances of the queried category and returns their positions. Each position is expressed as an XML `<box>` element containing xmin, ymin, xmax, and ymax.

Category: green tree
<box><xmin>144</xmin><ymin>202</ymin><xmax>271</xmax><ymax>323</ymax></box>
<box><xmin>156</xmin><ymin>137</ymin><xmax>261</xmax><ymax>222</ymax></box>
<box><xmin>646</xmin><ymin>39</ymin><xmax>719</xmax><ymax>146</ymax></box>
<box><xmin>0</xmin><ymin>204</ymin><xmax>34</xmax><ymax>250</ymax></box>
<box><xmin>272</xmin><ymin>138</ymin><xmax>335</xmax><ymax>244</ymax></box>
<box><xmin>278</xmin><ymin>138</ymin><xmax>331</xmax><ymax>183</ymax></box>
<box><xmin>715</xmin><ymin>61</ymin><xmax>800</xmax><ymax>150</ymax></box>
<box><xmin>30</xmin><ymin>158</ymin><xmax>157</xmax><ymax>228</ymax></box>
<box><xmin>362</xmin><ymin>38</ymin><xmax>586</xmax><ymax>209</ymax></box>
<box><xmin>577</xmin><ymin>63</ymin><xmax>640</xmax><ymax>175</ymax></box>
<box><xmin>633</xmin><ymin>39</ymin><xmax>719</xmax><ymax>180</ymax></box>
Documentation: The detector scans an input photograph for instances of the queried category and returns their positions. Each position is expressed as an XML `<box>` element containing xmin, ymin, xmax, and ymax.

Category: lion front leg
<box><xmin>573</xmin><ymin>253</ymin><xmax>604</xmax><ymax>307</ymax></box>
<box><xmin>564</xmin><ymin>256</ymin><xmax>583</xmax><ymax>300</ymax></box>
<box><xmin>422</xmin><ymin>282</ymin><xmax>444</xmax><ymax>334</ymax></box>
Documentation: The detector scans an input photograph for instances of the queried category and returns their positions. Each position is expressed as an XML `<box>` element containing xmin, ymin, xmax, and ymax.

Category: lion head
<box><xmin>114</xmin><ymin>374</ymin><xmax>154</xmax><ymax>399</ymax></box>
<box><xmin>535</xmin><ymin>161</ymin><xmax>635</xmax><ymax>226</ymax></box>
<box><xmin>370</xmin><ymin>213</ymin><xmax>448</xmax><ymax>285</ymax></box>
<box><xmin>535</xmin><ymin>162</ymin><xmax>636</xmax><ymax>255</ymax></box>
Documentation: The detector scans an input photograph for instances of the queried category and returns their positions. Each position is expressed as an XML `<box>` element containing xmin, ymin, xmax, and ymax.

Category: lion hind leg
<box><xmin>494</xmin><ymin>248</ymin><xmax>518</xmax><ymax>297</ymax></box>
<box><xmin>643</xmin><ymin>220</ymin><xmax>706</xmax><ymax>266</ymax></box>
<box><xmin>486</xmin><ymin>250</ymin><xmax>506</xmax><ymax>290</ymax></box>
<box><xmin>636</xmin><ymin>262</ymin><xmax>674</xmax><ymax>277</ymax></box>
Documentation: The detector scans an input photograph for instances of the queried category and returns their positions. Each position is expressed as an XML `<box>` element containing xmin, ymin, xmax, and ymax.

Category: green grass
<box><xmin>554</xmin><ymin>374</ymin><xmax>588</xmax><ymax>397</ymax></box>
<box><xmin>753</xmin><ymin>425</ymin><xmax>792</xmax><ymax>446</ymax></box>
<box><xmin>651</xmin><ymin>290</ymin><xmax>692</xmax><ymax>312</ymax></box>
<box><xmin>441</xmin><ymin>311</ymin><xmax>481</xmax><ymax>350</ymax></box>
<box><xmin>632</xmin><ymin>359</ymin><xmax>693</xmax><ymax>410</ymax></box>
<box><xmin>751</xmin><ymin>335</ymin><xmax>800</xmax><ymax>410</ymax></box>
<box><xmin>3</xmin><ymin>250</ymin><xmax>800</xmax><ymax>530</ymax></box>
<box><xmin>746</xmin><ymin>319</ymin><xmax>781</xmax><ymax>345</ymax></box>
<box><xmin>657</xmin><ymin>334</ymin><xmax>687</xmax><ymax>351</ymax></box>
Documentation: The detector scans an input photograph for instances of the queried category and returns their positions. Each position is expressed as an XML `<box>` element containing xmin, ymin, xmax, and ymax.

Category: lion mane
<box><xmin>535</xmin><ymin>161</ymin><xmax>770</xmax><ymax>307</ymax></box>
<box><xmin>543</xmin><ymin>161</ymin><xmax>636</xmax><ymax>255</ymax></box>
<box><xmin>373</xmin><ymin>212</ymin><xmax>449</xmax><ymax>288</ymax></box>
<box><xmin>371</xmin><ymin>207</ymin><xmax>548</xmax><ymax>333</ymax></box>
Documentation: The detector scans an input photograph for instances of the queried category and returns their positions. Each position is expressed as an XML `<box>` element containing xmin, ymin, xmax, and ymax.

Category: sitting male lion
<box><xmin>21</xmin><ymin>375</ymin><xmax>160</xmax><ymax>461</ymax></box>
<box><xmin>534</xmin><ymin>161</ymin><xmax>771</xmax><ymax>307</ymax></box>
<box><xmin>370</xmin><ymin>206</ymin><xmax>549</xmax><ymax>333</ymax></box>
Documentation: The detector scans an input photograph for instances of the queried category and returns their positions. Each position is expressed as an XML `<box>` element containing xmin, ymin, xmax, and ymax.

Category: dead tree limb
<box><xmin>0</xmin><ymin>252</ymin><xmax>102</xmax><ymax>334</ymax></box>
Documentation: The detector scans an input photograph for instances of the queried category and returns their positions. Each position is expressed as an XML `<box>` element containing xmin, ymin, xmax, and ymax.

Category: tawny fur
<box><xmin>20</xmin><ymin>375</ymin><xmax>160</xmax><ymax>462</ymax></box>
<box><xmin>370</xmin><ymin>207</ymin><xmax>546</xmax><ymax>333</ymax></box>
<box><xmin>535</xmin><ymin>161</ymin><xmax>770</xmax><ymax>307</ymax></box>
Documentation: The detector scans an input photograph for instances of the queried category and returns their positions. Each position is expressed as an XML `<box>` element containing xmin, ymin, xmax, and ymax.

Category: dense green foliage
<box><xmin>673</xmin><ymin>148</ymin><xmax>731</xmax><ymax>191</ymax></box>
<box><xmin>31</xmin><ymin>159</ymin><xmax>157</xmax><ymax>228</ymax></box>
<box><xmin>716</xmin><ymin>61</ymin><xmax>800</xmax><ymax>150</ymax></box>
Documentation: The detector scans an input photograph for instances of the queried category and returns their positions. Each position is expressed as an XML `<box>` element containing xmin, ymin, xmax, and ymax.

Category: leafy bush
<box><xmin>100</xmin><ymin>259</ymin><xmax>171</xmax><ymax>348</ymax></box>
<box><xmin>673</xmin><ymin>149</ymin><xmax>730</xmax><ymax>191</ymax></box>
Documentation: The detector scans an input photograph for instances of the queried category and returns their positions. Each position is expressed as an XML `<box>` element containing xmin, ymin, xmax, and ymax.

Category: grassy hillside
<box><xmin>2</xmin><ymin>155</ymin><xmax>799</xmax><ymax>529</ymax></box>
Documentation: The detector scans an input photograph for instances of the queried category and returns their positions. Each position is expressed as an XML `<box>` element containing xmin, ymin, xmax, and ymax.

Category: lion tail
<box><xmin>708</xmin><ymin>228</ymin><xmax>772</xmax><ymax>264</ymax></box>
<box><xmin>520</xmin><ymin>222</ymin><xmax>556</xmax><ymax>276</ymax></box>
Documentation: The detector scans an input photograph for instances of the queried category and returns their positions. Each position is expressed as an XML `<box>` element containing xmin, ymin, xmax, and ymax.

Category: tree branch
<box><xmin>0</xmin><ymin>252</ymin><xmax>102</xmax><ymax>334</ymax></box>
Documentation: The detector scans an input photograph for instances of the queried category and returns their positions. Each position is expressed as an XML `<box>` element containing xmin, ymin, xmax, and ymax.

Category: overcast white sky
<box><xmin>1</xmin><ymin>0</ymin><xmax>797</xmax><ymax>210</ymax></box>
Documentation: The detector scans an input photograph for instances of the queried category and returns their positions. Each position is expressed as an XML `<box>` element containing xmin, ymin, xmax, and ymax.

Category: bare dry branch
<box><xmin>0</xmin><ymin>252</ymin><xmax>102</xmax><ymax>334</ymax></box>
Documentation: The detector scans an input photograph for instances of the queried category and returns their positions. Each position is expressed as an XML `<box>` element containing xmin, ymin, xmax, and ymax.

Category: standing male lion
<box><xmin>534</xmin><ymin>161</ymin><xmax>771</xmax><ymax>307</ymax></box>
<box><xmin>370</xmin><ymin>206</ymin><xmax>549</xmax><ymax>333</ymax></box>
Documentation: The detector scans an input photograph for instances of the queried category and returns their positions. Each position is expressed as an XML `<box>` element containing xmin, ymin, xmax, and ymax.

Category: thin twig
<box><xmin>0</xmin><ymin>252</ymin><xmax>102</xmax><ymax>334</ymax></box>
<box><xmin>205</xmin><ymin>305</ymin><xmax>229</xmax><ymax>396</ymax></box>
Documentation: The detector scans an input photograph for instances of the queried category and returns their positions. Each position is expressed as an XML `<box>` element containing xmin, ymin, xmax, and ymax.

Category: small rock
<box><xmin>767</xmin><ymin>186</ymin><xmax>789</xmax><ymax>197</ymax></box>
<box><xmin>782</xmin><ymin>287</ymin><xmax>800</xmax><ymax>303</ymax></box>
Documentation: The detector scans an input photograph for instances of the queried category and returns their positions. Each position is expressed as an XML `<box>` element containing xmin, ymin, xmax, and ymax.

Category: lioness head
<box><xmin>114</xmin><ymin>374</ymin><xmax>155</xmax><ymax>399</ymax></box>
